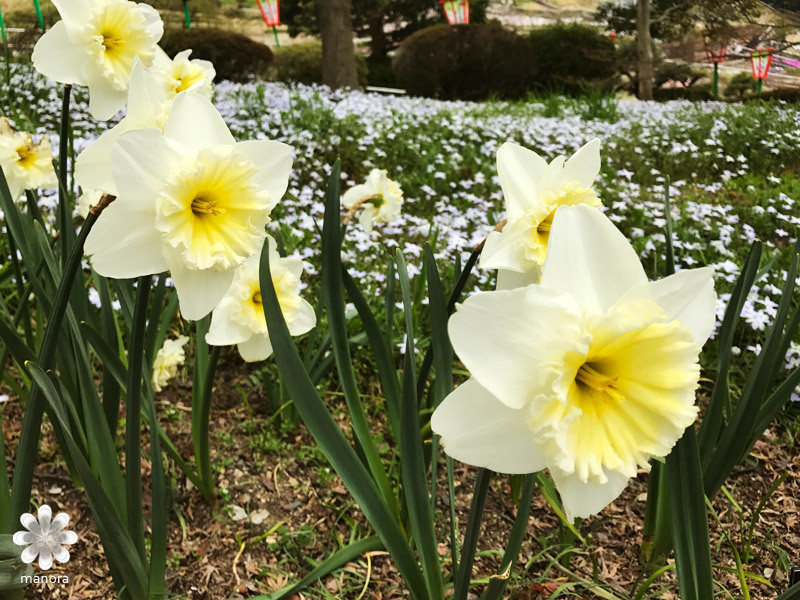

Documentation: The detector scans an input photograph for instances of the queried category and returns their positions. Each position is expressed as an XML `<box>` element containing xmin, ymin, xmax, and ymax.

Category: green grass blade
<box><xmin>251</xmin><ymin>536</ymin><xmax>384</xmax><ymax>600</ymax></box>
<box><xmin>95</xmin><ymin>272</ymin><xmax>122</xmax><ymax>434</ymax></box>
<box><xmin>259</xmin><ymin>241</ymin><xmax>430</xmax><ymax>600</ymax></box>
<box><xmin>666</xmin><ymin>427</ymin><xmax>713</xmax><ymax>600</ymax></box>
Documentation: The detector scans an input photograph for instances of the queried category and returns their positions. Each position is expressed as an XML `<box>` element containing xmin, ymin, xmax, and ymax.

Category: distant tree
<box><xmin>597</xmin><ymin>0</ymin><xmax>761</xmax><ymax>40</ymax></box>
<box><xmin>637</xmin><ymin>0</ymin><xmax>653</xmax><ymax>99</ymax></box>
<box><xmin>281</xmin><ymin>0</ymin><xmax>489</xmax><ymax>57</ymax></box>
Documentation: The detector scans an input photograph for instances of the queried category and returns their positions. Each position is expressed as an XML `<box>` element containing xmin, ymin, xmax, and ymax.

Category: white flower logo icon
<box><xmin>13</xmin><ymin>505</ymin><xmax>77</xmax><ymax>570</ymax></box>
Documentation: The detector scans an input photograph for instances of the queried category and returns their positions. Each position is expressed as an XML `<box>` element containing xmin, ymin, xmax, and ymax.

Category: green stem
<box><xmin>58</xmin><ymin>85</ymin><xmax>73</xmax><ymax>266</ymax></box>
<box><xmin>6</xmin><ymin>206</ymin><xmax>103</xmax><ymax>532</ymax></box>
<box><xmin>32</xmin><ymin>0</ymin><xmax>44</xmax><ymax>31</ymax></box>
<box><xmin>272</xmin><ymin>25</ymin><xmax>280</xmax><ymax>47</ymax></box>
<box><xmin>195</xmin><ymin>345</ymin><xmax>220</xmax><ymax>499</ymax></box>
<box><xmin>182</xmin><ymin>0</ymin><xmax>191</xmax><ymax>28</ymax></box>
<box><xmin>125</xmin><ymin>276</ymin><xmax>151</xmax><ymax>563</ymax></box>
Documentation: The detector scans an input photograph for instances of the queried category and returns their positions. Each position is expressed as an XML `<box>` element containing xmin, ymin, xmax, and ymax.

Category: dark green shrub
<box><xmin>270</xmin><ymin>42</ymin><xmax>367</xmax><ymax>87</ymax></box>
<box><xmin>392</xmin><ymin>23</ymin><xmax>535</xmax><ymax>100</ymax></box>
<box><xmin>757</xmin><ymin>87</ymin><xmax>800</xmax><ymax>103</ymax></box>
<box><xmin>527</xmin><ymin>23</ymin><xmax>617</xmax><ymax>95</ymax></box>
<box><xmin>366</xmin><ymin>54</ymin><xmax>397</xmax><ymax>88</ymax></box>
<box><xmin>653</xmin><ymin>83</ymin><xmax>714</xmax><ymax>101</ymax></box>
<box><xmin>160</xmin><ymin>28</ymin><xmax>273</xmax><ymax>82</ymax></box>
<box><xmin>724</xmin><ymin>71</ymin><xmax>758</xmax><ymax>100</ymax></box>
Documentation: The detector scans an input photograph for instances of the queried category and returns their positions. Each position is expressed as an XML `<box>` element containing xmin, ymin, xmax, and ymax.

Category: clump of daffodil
<box><xmin>0</xmin><ymin>118</ymin><xmax>58</xmax><ymax>201</ymax></box>
<box><xmin>433</xmin><ymin>204</ymin><xmax>716</xmax><ymax>521</ymax></box>
<box><xmin>481</xmin><ymin>139</ymin><xmax>602</xmax><ymax>289</ymax></box>
<box><xmin>206</xmin><ymin>236</ymin><xmax>316</xmax><ymax>361</ymax></box>
<box><xmin>152</xmin><ymin>47</ymin><xmax>215</xmax><ymax>99</ymax></box>
<box><xmin>152</xmin><ymin>335</ymin><xmax>189</xmax><ymax>392</ymax></box>
<box><xmin>83</xmin><ymin>93</ymin><xmax>293</xmax><ymax>320</ymax></box>
<box><xmin>342</xmin><ymin>169</ymin><xmax>403</xmax><ymax>233</ymax></box>
<box><xmin>32</xmin><ymin>0</ymin><xmax>163</xmax><ymax>120</ymax></box>
<box><xmin>75</xmin><ymin>58</ymin><xmax>212</xmax><ymax>196</ymax></box>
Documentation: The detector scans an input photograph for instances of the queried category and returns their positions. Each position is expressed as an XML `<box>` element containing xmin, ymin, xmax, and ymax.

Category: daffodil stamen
<box><xmin>251</xmin><ymin>291</ymin><xmax>262</xmax><ymax>305</ymax></box>
<box><xmin>191</xmin><ymin>197</ymin><xmax>226</xmax><ymax>216</ymax></box>
<box><xmin>575</xmin><ymin>363</ymin><xmax>619</xmax><ymax>393</ymax></box>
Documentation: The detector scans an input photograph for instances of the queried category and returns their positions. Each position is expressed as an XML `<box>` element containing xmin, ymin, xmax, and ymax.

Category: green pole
<box><xmin>0</xmin><ymin>4</ymin><xmax>7</xmax><ymax>47</ymax></box>
<box><xmin>183</xmin><ymin>0</ymin><xmax>191</xmax><ymax>28</ymax></box>
<box><xmin>272</xmin><ymin>25</ymin><xmax>280</xmax><ymax>48</ymax></box>
<box><xmin>32</xmin><ymin>0</ymin><xmax>44</xmax><ymax>31</ymax></box>
<box><xmin>712</xmin><ymin>62</ymin><xmax>719</xmax><ymax>99</ymax></box>
<box><xmin>757</xmin><ymin>78</ymin><xmax>762</xmax><ymax>94</ymax></box>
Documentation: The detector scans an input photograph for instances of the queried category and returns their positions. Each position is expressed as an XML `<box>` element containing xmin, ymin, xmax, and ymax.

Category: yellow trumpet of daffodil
<box><xmin>481</xmin><ymin>138</ymin><xmax>602</xmax><ymax>289</ymax></box>
<box><xmin>83</xmin><ymin>93</ymin><xmax>293</xmax><ymax>321</ymax></box>
<box><xmin>32</xmin><ymin>0</ymin><xmax>163</xmax><ymax>120</ymax></box>
<box><xmin>206</xmin><ymin>236</ymin><xmax>316</xmax><ymax>361</ymax></box>
<box><xmin>433</xmin><ymin>204</ymin><xmax>716</xmax><ymax>521</ymax></box>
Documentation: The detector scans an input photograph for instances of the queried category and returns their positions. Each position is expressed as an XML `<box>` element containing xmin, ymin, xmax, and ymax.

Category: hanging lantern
<box><xmin>750</xmin><ymin>48</ymin><xmax>774</xmax><ymax>80</ymax></box>
<box><xmin>703</xmin><ymin>35</ymin><xmax>727</xmax><ymax>99</ymax></box>
<box><xmin>750</xmin><ymin>48</ymin><xmax>774</xmax><ymax>94</ymax></box>
<box><xmin>256</xmin><ymin>0</ymin><xmax>280</xmax><ymax>27</ymax></box>
<box><xmin>440</xmin><ymin>0</ymin><xmax>469</xmax><ymax>25</ymax></box>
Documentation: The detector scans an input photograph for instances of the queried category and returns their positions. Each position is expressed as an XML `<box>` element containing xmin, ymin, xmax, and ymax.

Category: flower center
<box><xmin>155</xmin><ymin>147</ymin><xmax>272</xmax><ymax>271</ymax></box>
<box><xmin>575</xmin><ymin>362</ymin><xmax>620</xmax><ymax>396</ymax></box>
<box><xmin>15</xmin><ymin>144</ymin><xmax>35</xmax><ymax>168</ymax></box>
<box><xmin>251</xmin><ymin>291</ymin><xmax>262</xmax><ymax>305</ymax></box>
<box><xmin>91</xmin><ymin>1</ymin><xmax>157</xmax><ymax>89</ymax></box>
<box><xmin>101</xmin><ymin>28</ymin><xmax>125</xmax><ymax>55</ymax></box>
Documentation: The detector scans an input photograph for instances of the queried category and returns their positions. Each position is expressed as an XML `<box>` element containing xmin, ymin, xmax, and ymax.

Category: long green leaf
<box><xmin>321</xmin><ymin>160</ymin><xmax>398</xmax><ymax>519</ymax></box>
<box><xmin>454</xmin><ymin>469</ymin><xmax>491</xmax><ymax>600</ymax></box>
<box><xmin>26</xmin><ymin>363</ymin><xmax>149</xmax><ymax>600</ymax></box>
<box><xmin>666</xmin><ymin>427</ymin><xmax>713</xmax><ymax>600</ymax></box>
<box><xmin>259</xmin><ymin>236</ymin><xmax>429</xmax><ymax>600</ymax></box>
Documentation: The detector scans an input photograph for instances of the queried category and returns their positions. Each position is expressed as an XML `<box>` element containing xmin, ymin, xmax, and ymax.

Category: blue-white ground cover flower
<box><xmin>432</xmin><ymin>205</ymin><xmax>717</xmax><ymax>520</ymax></box>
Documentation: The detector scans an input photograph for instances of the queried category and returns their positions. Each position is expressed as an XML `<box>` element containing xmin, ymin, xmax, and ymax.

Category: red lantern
<box><xmin>750</xmin><ymin>48</ymin><xmax>774</xmax><ymax>80</ymax></box>
<box><xmin>255</xmin><ymin>0</ymin><xmax>280</xmax><ymax>27</ymax></box>
<box><xmin>440</xmin><ymin>0</ymin><xmax>469</xmax><ymax>24</ymax></box>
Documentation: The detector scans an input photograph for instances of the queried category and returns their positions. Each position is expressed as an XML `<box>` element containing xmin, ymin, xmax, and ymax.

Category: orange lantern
<box><xmin>440</xmin><ymin>0</ymin><xmax>469</xmax><ymax>24</ymax></box>
<box><xmin>750</xmin><ymin>48</ymin><xmax>774</xmax><ymax>94</ymax></box>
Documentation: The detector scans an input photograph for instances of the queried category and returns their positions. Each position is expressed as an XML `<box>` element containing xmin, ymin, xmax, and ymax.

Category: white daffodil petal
<box><xmin>495</xmin><ymin>267</ymin><xmax>540</xmax><ymax>291</ymax></box>
<box><xmin>541</xmin><ymin>204</ymin><xmax>647</xmax><ymax>314</ymax></box>
<box><xmin>561</xmin><ymin>138</ymin><xmax>601</xmax><ymax>189</ymax></box>
<box><xmin>479</xmin><ymin>228</ymin><xmax>530</xmax><ymax>273</ymax></box>
<box><xmin>496</xmin><ymin>142</ymin><xmax>548</xmax><ymax>218</ymax></box>
<box><xmin>206</xmin><ymin>302</ymin><xmax>253</xmax><ymax>345</ymax></box>
<box><xmin>75</xmin><ymin>127</ymin><xmax>126</xmax><ymax>194</ymax></box>
<box><xmin>238</xmin><ymin>334</ymin><xmax>273</xmax><ymax>362</ymax></box>
<box><xmin>86</xmin><ymin>68</ymin><xmax>128</xmax><ymax>120</ymax></box>
<box><xmin>85</xmin><ymin>201</ymin><xmax>168</xmax><ymax>278</ymax></box>
<box><xmin>164</xmin><ymin>93</ymin><xmax>235</xmax><ymax>149</ymax></box>
<box><xmin>112</xmin><ymin>129</ymin><xmax>179</xmax><ymax>209</ymax></box>
<box><xmin>167</xmin><ymin>258</ymin><xmax>235</xmax><ymax>321</ymax></box>
<box><xmin>235</xmin><ymin>140</ymin><xmax>293</xmax><ymax>208</ymax></box>
<box><xmin>616</xmin><ymin>267</ymin><xmax>717</xmax><ymax>346</ymax></box>
<box><xmin>550</xmin><ymin>467</ymin><xmax>630</xmax><ymax>522</ymax></box>
<box><xmin>30</xmin><ymin>22</ymin><xmax>87</xmax><ymax>85</ymax></box>
<box><xmin>50</xmin><ymin>0</ymin><xmax>92</xmax><ymax>29</ymax></box>
<box><xmin>288</xmin><ymin>298</ymin><xmax>316</xmax><ymax>336</ymax></box>
<box><xmin>341</xmin><ymin>184</ymin><xmax>370</xmax><ymax>208</ymax></box>
<box><xmin>448</xmin><ymin>285</ymin><xmax>584</xmax><ymax>410</ymax></box>
<box><xmin>125</xmin><ymin>58</ymin><xmax>169</xmax><ymax>124</ymax></box>
<box><xmin>432</xmin><ymin>378</ymin><xmax>547</xmax><ymax>473</ymax></box>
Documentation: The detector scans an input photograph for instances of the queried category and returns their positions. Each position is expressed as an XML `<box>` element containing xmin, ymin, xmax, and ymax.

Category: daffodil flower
<box><xmin>152</xmin><ymin>47</ymin><xmax>215</xmax><ymax>100</ymax></box>
<box><xmin>0</xmin><ymin>121</ymin><xmax>58</xmax><ymax>201</ymax></box>
<box><xmin>342</xmin><ymin>169</ymin><xmax>403</xmax><ymax>233</ymax></box>
<box><xmin>481</xmin><ymin>139</ymin><xmax>602</xmax><ymax>289</ymax></box>
<box><xmin>206</xmin><ymin>236</ymin><xmax>316</xmax><ymax>361</ymax></box>
<box><xmin>83</xmin><ymin>93</ymin><xmax>293</xmax><ymax>320</ymax></box>
<box><xmin>432</xmin><ymin>204</ymin><xmax>716</xmax><ymax>521</ymax></box>
<box><xmin>152</xmin><ymin>335</ymin><xmax>189</xmax><ymax>392</ymax></box>
<box><xmin>32</xmin><ymin>0</ymin><xmax>163</xmax><ymax>120</ymax></box>
<box><xmin>75</xmin><ymin>58</ymin><xmax>211</xmax><ymax>196</ymax></box>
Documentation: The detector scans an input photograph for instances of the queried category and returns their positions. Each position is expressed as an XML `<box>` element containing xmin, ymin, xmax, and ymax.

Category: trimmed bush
<box><xmin>758</xmin><ymin>87</ymin><xmax>800</xmax><ymax>103</ymax></box>
<box><xmin>392</xmin><ymin>23</ymin><xmax>535</xmax><ymax>100</ymax></box>
<box><xmin>653</xmin><ymin>84</ymin><xmax>714</xmax><ymax>102</ymax></box>
<box><xmin>270</xmin><ymin>42</ymin><xmax>367</xmax><ymax>87</ymax></box>
<box><xmin>725</xmin><ymin>71</ymin><xmax>758</xmax><ymax>100</ymax></box>
<box><xmin>527</xmin><ymin>23</ymin><xmax>617</xmax><ymax>95</ymax></box>
<box><xmin>160</xmin><ymin>28</ymin><xmax>273</xmax><ymax>82</ymax></box>
<box><xmin>366</xmin><ymin>54</ymin><xmax>397</xmax><ymax>88</ymax></box>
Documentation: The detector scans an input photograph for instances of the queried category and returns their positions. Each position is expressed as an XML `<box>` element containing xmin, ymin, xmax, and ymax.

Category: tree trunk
<box><xmin>316</xmin><ymin>0</ymin><xmax>359</xmax><ymax>89</ymax></box>
<box><xmin>368</xmin><ymin>8</ymin><xmax>387</xmax><ymax>58</ymax></box>
<box><xmin>637</xmin><ymin>0</ymin><xmax>654</xmax><ymax>100</ymax></box>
